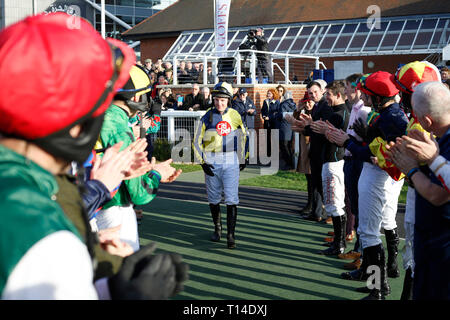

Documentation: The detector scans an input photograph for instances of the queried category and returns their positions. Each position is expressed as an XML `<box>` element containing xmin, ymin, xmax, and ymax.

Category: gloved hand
<box><xmin>239</xmin><ymin>163</ymin><xmax>246</xmax><ymax>171</ymax></box>
<box><xmin>108</xmin><ymin>243</ymin><xmax>188</xmax><ymax>300</ymax></box>
<box><xmin>352</xmin><ymin>118</ymin><xmax>369</xmax><ymax>141</ymax></box>
<box><xmin>201</xmin><ymin>163</ymin><xmax>215</xmax><ymax>176</ymax></box>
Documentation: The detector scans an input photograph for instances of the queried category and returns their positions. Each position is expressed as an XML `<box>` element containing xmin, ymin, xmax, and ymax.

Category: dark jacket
<box><xmin>345</xmin><ymin>103</ymin><xmax>408</xmax><ymax>162</ymax></box>
<box><xmin>413</xmin><ymin>127</ymin><xmax>450</xmax><ymax>300</ymax></box>
<box><xmin>199</xmin><ymin>95</ymin><xmax>214</xmax><ymax>111</ymax></box>
<box><xmin>275</xmin><ymin>98</ymin><xmax>297</xmax><ymax>141</ymax></box>
<box><xmin>182</xmin><ymin>93</ymin><xmax>204</xmax><ymax>111</ymax></box>
<box><xmin>322</xmin><ymin>103</ymin><xmax>350</xmax><ymax>162</ymax></box>
<box><xmin>304</xmin><ymin>98</ymin><xmax>333</xmax><ymax>161</ymax></box>
<box><xmin>261</xmin><ymin>99</ymin><xmax>280</xmax><ymax>129</ymax></box>
<box><xmin>232</xmin><ymin>96</ymin><xmax>256</xmax><ymax>129</ymax></box>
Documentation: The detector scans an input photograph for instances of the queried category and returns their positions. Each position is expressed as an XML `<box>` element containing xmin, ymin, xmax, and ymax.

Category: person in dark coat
<box><xmin>232</xmin><ymin>88</ymin><xmax>256</xmax><ymax>129</ymax></box>
<box><xmin>301</xmin><ymin>81</ymin><xmax>333</xmax><ymax>221</ymax></box>
<box><xmin>274</xmin><ymin>91</ymin><xmax>296</xmax><ymax>170</ymax></box>
<box><xmin>261</xmin><ymin>88</ymin><xmax>280</xmax><ymax>157</ymax></box>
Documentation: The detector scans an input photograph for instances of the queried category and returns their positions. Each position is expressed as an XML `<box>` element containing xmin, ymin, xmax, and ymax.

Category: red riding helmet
<box><xmin>0</xmin><ymin>13</ymin><xmax>135</xmax><ymax>163</ymax></box>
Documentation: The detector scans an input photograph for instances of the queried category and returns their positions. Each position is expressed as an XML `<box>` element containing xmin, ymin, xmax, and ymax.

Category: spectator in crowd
<box><xmin>440</xmin><ymin>66</ymin><xmax>449</xmax><ymax>82</ymax></box>
<box><xmin>386</xmin><ymin>81</ymin><xmax>450</xmax><ymax>300</ymax></box>
<box><xmin>144</xmin><ymin>58</ymin><xmax>152</xmax><ymax>73</ymax></box>
<box><xmin>149</xmin><ymin>71</ymin><xmax>157</xmax><ymax>86</ymax></box>
<box><xmin>165</xmin><ymin>69</ymin><xmax>174</xmax><ymax>84</ymax></box>
<box><xmin>277</xmin><ymin>85</ymin><xmax>286</xmax><ymax>102</ymax></box>
<box><xmin>178</xmin><ymin>61</ymin><xmax>189</xmax><ymax>84</ymax></box>
<box><xmin>276</xmin><ymin>91</ymin><xmax>297</xmax><ymax>170</ymax></box>
<box><xmin>182</xmin><ymin>83</ymin><xmax>204</xmax><ymax>111</ymax></box>
<box><xmin>261</xmin><ymin>88</ymin><xmax>280</xmax><ymax>158</ymax></box>
<box><xmin>291</xmin><ymin>92</ymin><xmax>314</xmax><ymax>213</ymax></box>
<box><xmin>193</xmin><ymin>82</ymin><xmax>248</xmax><ymax>249</ymax></box>
<box><xmin>151</xmin><ymin>75</ymin><xmax>168</xmax><ymax>99</ymax></box>
<box><xmin>293</xmin><ymin>80</ymin><xmax>331</xmax><ymax>221</ymax></box>
<box><xmin>0</xmin><ymin>12</ymin><xmax>188</xmax><ymax>300</ymax></box>
<box><xmin>308</xmin><ymin>81</ymin><xmax>350</xmax><ymax>255</ymax></box>
<box><xmin>200</xmin><ymin>86</ymin><xmax>214</xmax><ymax>110</ymax></box>
<box><xmin>337</xmin><ymin>73</ymin><xmax>371</xmax><ymax>270</ymax></box>
<box><xmin>186</xmin><ymin>61</ymin><xmax>195</xmax><ymax>83</ymax></box>
<box><xmin>207</xmin><ymin>66</ymin><xmax>216</xmax><ymax>84</ymax></box>
<box><xmin>232</xmin><ymin>88</ymin><xmax>256</xmax><ymax>130</ymax></box>
<box><xmin>159</xmin><ymin>88</ymin><xmax>177</xmax><ymax>109</ymax></box>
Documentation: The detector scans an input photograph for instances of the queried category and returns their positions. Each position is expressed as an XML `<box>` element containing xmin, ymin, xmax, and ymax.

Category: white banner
<box><xmin>215</xmin><ymin>0</ymin><xmax>231</xmax><ymax>57</ymax></box>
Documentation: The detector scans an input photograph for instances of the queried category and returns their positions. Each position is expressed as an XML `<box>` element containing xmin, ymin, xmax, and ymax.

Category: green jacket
<box><xmin>0</xmin><ymin>145</ymin><xmax>81</xmax><ymax>295</ymax></box>
<box><xmin>98</xmin><ymin>104</ymin><xmax>161</xmax><ymax>209</ymax></box>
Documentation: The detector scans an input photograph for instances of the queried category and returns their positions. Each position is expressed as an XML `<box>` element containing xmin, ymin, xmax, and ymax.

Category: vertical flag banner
<box><xmin>215</xmin><ymin>0</ymin><xmax>231</xmax><ymax>57</ymax></box>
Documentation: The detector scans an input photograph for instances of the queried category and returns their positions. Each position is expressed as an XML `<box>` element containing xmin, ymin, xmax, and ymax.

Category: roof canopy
<box><xmin>163</xmin><ymin>14</ymin><xmax>450</xmax><ymax>60</ymax></box>
<box><xmin>124</xmin><ymin>0</ymin><xmax>450</xmax><ymax>38</ymax></box>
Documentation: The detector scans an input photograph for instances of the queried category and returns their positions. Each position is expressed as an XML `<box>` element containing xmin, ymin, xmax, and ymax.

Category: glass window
<box><xmin>227</xmin><ymin>31</ymin><xmax>236</xmax><ymax>41</ymax></box>
<box><xmin>299</xmin><ymin>26</ymin><xmax>314</xmax><ymax>36</ymax></box>
<box><xmin>181</xmin><ymin>44</ymin><xmax>193</xmax><ymax>53</ymax></box>
<box><xmin>347</xmin><ymin>35</ymin><xmax>366</xmax><ymax>52</ymax></box>
<box><xmin>380</xmin><ymin>33</ymin><xmax>401</xmax><ymax>50</ymax></box>
<box><xmin>290</xmin><ymin>37</ymin><xmax>308</xmax><ymax>53</ymax></box>
<box><xmin>268</xmin><ymin>39</ymin><xmax>281</xmax><ymax>51</ymax></box>
<box><xmin>342</xmin><ymin>24</ymin><xmax>358</xmax><ymax>34</ymax></box>
<box><xmin>287</xmin><ymin>27</ymin><xmax>301</xmax><ymax>37</ymax></box>
<box><xmin>363</xmin><ymin>33</ymin><xmax>383</xmax><ymax>51</ymax></box>
<box><xmin>272</xmin><ymin>28</ymin><xmax>287</xmax><ymax>38</ymax></box>
<box><xmin>421</xmin><ymin>19</ymin><xmax>437</xmax><ymax>30</ymax></box>
<box><xmin>318</xmin><ymin>36</ymin><xmax>337</xmax><ymax>52</ymax></box>
<box><xmin>404</xmin><ymin>19</ymin><xmax>421</xmax><ymax>30</ymax></box>
<box><xmin>413</xmin><ymin>32</ymin><xmax>434</xmax><ymax>48</ymax></box>
<box><xmin>397</xmin><ymin>32</ymin><xmax>416</xmax><ymax>49</ymax></box>
<box><xmin>333</xmin><ymin>35</ymin><xmax>351</xmax><ymax>52</ymax></box>
<box><xmin>328</xmin><ymin>24</ymin><xmax>343</xmax><ymax>34</ymax></box>
<box><xmin>388</xmin><ymin>20</ymin><xmax>405</xmax><ymax>31</ymax></box>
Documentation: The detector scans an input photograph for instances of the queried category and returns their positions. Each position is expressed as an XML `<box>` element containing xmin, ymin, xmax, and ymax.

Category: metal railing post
<box><xmin>236</xmin><ymin>53</ymin><xmax>241</xmax><ymax>84</ymax></box>
<box><xmin>173</xmin><ymin>57</ymin><xmax>178</xmax><ymax>85</ymax></box>
<box><xmin>203</xmin><ymin>55</ymin><xmax>208</xmax><ymax>85</ymax></box>
<box><xmin>285</xmin><ymin>56</ymin><xmax>290</xmax><ymax>84</ymax></box>
<box><xmin>251</xmin><ymin>51</ymin><xmax>257</xmax><ymax>84</ymax></box>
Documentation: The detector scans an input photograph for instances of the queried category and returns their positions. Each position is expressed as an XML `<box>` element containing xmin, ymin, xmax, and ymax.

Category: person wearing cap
<box><xmin>232</xmin><ymin>88</ymin><xmax>256</xmax><ymax>129</ymax></box>
<box><xmin>389</xmin><ymin>60</ymin><xmax>442</xmax><ymax>299</ymax></box>
<box><xmin>326</xmin><ymin>71</ymin><xmax>408</xmax><ymax>299</ymax></box>
<box><xmin>144</xmin><ymin>58</ymin><xmax>152</xmax><ymax>74</ymax></box>
<box><xmin>386</xmin><ymin>81</ymin><xmax>450</xmax><ymax>300</ymax></box>
<box><xmin>94</xmin><ymin>65</ymin><xmax>181</xmax><ymax>252</ymax></box>
<box><xmin>0</xmin><ymin>13</ymin><xmax>188</xmax><ymax>300</ymax></box>
<box><xmin>193</xmin><ymin>82</ymin><xmax>249</xmax><ymax>249</ymax></box>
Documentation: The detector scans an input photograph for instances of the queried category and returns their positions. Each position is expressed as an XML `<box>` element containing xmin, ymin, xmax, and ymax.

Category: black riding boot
<box><xmin>320</xmin><ymin>214</ymin><xmax>347</xmax><ymax>255</ymax></box>
<box><xmin>359</xmin><ymin>244</ymin><xmax>391</xmax><ymax>300</ymax></box>
<box><xmin>209</xmin><ymin>203</ymin><xmax>222</xmax><ymax>242</ymax></box>
<box><xmin>299</xmin><ymin>174</ymin><xmax>313</xmax><ymax>215</ymax></box>
<box><xmin>384</xmin><ymin>228</ymin><xmax>400</xmax><ymax>278</ymax></box>
<box><xmin>400</xmin><ymin>267</ymin><xmax>414</xmax><ymax>300</ymax></box>
<box><xmin>226</xmin><ymin>205</ymin><xmax>237</xmax><ymax>249</ymax></box>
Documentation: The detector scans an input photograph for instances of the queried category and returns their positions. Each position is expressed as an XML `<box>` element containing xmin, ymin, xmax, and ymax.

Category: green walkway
<box><xmin>139</xmin><ymin>197</ymin><xmax>406</xmax><ymax>300</ymax></box>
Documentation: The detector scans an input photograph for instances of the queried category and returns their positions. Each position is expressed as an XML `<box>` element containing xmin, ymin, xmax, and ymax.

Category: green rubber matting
<box><xmin>138</xmin><ymin>197</ymin><xmax>406</xmax><ymax>300</ymax></box>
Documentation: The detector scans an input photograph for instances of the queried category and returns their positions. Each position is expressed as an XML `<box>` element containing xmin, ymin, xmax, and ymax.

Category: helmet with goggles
<box><xmin>0</xmin><ymin>13</ymin><xmax>135</xmax><ymax>163</ymax></box>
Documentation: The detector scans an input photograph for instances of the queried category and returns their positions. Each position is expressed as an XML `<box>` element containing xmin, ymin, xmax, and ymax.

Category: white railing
<box><xmin>171</xmin><ymin>50</ymin><xmax>325</xmax><ymax>85</ymax></box>
<box><xmin>154</xmin><ymin>110</ymin><xmax>206</xmax><ymax>143</ymax></box>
